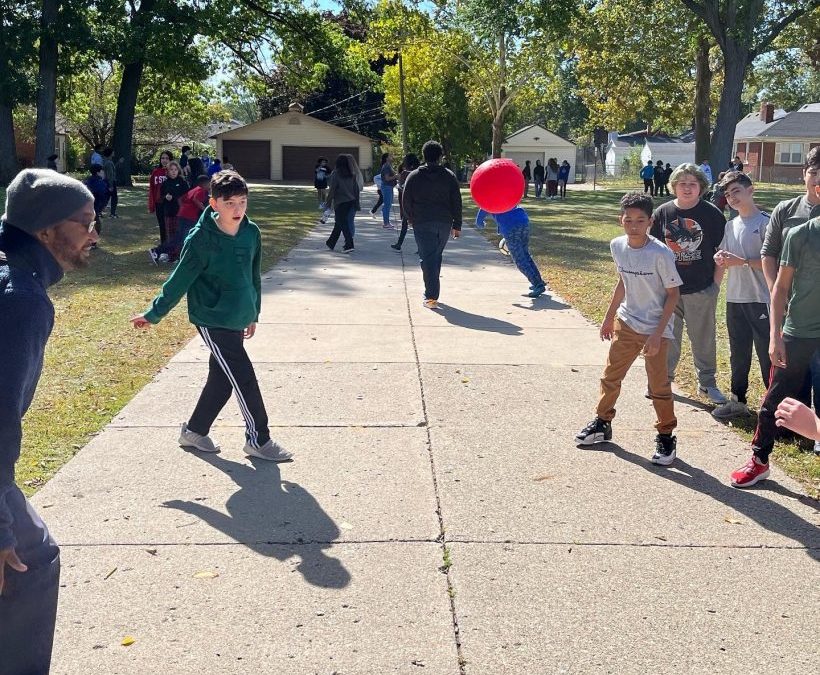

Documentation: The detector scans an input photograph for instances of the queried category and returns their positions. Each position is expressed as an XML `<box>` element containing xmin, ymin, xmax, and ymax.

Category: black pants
<box><xmin>155</xmin><ymin>202</ymin><xmax>167</xmax><ymax>243</ymax></box>
<box><xmin>370</xmin><ymin>189</ymin><xmax>383</xmax><ymax>214</ymax></box>
<box><xmin>326</xmin><ymin>200</ymin><xmax>355</xmax><ymax>250</ymax></box>
<box><xmin>109</xmin><ymin>185</ymin><xmax>118</xmax><ymax>216</ymax></box>
<box><xmin>752</xmin><ymin>334</ymin><xmax>820</xmax><ymax>463</ymax></box>
<box><xmin>396</xmin><ymin>216</ymin><xmax>409</xmax><ymax>248</ymax></box>
<box><xmin>726</xmin><ymin>302</ymin><xmax>771</xmax><ymax>403</ymax></box>
<box><xmin>558</xmin><ymin>179</ymin><xmax>567</xmax><ymax>198</ymax></box>
<box><xmin>188</xmin><ymin>326</ymin><xmax>271</xmax><ymax>449</ymax></box>
<box><xmin>643</xmin><ymin>179</ymin><xmax>655</xmax><ymax>195</ymax></box>
<box><xmin>413</xmin><ymin>223</ymin><xmax>452</xmax><ymax>301</ymax></box>
<box><xmin>0</xmin><ymin>486</ymin><xmax>60</xmax><ymax>675</ymax></box>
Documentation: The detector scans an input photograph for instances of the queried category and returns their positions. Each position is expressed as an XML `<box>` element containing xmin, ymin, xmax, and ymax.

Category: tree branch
<box><xmin>752</xmin><ymin>0</ymin><xmax>819</xmax><ymax>58</ymax></box>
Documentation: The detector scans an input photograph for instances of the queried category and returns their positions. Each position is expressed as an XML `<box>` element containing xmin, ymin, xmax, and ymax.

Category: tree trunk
<box><xmin>491</xmin><ymin>110</ymin><xmax>505</xmax><ymax>158</ymax></box>
<box><xmin>112</xmin><ymin>60</ymin><xmax>144</xmax><ymax>187</ymax></box>
<box><xmin>0</xmin><ymin>103</ymin><xmax>19</xmax><ymax>184</ymax></box>
<box><xmin>34</xmin><ymin>0</ymin><xmax>59</xmax><ymax>167</ymax></box>
<box><xmin>693</xmin><ymin>36</ymin><xmax>712</xmax><ymax>165</ymax></box>
<box><xmin>709</xmin><ymin>42</ymin><xmax>748</xmax><ymax>171</ymax></box>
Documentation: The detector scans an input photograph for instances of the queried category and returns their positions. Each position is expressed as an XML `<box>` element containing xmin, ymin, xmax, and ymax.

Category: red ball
<box><xmin>469</xmin><ymin>158</ymin><xmax>525</xmax><ymax>214</ymax></box>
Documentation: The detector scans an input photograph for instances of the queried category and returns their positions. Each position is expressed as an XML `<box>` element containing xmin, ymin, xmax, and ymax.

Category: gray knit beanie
<box><xmin>1</xmin><ymin>168</ymin><xmax>94</xmax><ymax>235</ymax></box>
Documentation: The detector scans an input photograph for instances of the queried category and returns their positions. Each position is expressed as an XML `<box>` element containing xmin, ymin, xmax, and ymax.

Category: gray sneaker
<box><xmin>178</xmin><ymin>423</ymin><xmax>220</xmax><ymax>453</ymax></box>
<box><xmin>243</xmin><ymin>439</ymin><xmax>293</xmax><ymax>462</ymax></box>
<box><xmin>699</xmin><ymin>385</ymin><xmax>729</xmax><ymax>405</ymax></box>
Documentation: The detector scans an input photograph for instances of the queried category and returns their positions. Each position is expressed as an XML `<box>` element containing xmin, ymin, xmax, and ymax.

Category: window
<box><xmin>776</xmin><ymin>142</ymin><xmax>804</xmax><ymax>165</ymax></box>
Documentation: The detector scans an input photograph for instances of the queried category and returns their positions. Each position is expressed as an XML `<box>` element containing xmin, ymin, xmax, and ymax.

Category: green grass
<box><xmin>468</xmin><ymin>185</ymin><xmax>819</xmax><ymax>498</ymax></box>
<box><xmin>4</xmin><ymin>182</ymin><xmax>317</xmax><ymax>495</ymax></box>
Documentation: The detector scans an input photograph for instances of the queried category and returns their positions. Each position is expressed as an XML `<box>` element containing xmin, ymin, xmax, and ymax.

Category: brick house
<box><xmin>733</xmin><ymin>102</ymin><xmax>820</xmax><ymax>183</ymax></box>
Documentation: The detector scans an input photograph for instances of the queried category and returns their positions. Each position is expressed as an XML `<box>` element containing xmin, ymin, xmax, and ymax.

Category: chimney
<box><xmin>759</xmin><ymin>101</ymin><xmax>774</xmax><ymax>124</ymax></box>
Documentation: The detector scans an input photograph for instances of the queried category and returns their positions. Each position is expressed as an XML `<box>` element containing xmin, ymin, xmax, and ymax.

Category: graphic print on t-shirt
<box><xmin>664</xmin><ymin>217</ymin><xmax>703</xmax><ymax>263</ymax></box>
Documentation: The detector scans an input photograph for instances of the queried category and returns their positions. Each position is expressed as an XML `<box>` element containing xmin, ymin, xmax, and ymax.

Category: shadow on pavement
<box><xmin>512</xmin><ymin>296</ymin><xmax>571</xmax><ymax>312</ymax></box>
<box><xmin>434</xmin><ymin>303</ymin><xmax>523</xmax><ymax>335</ymax></box>
<box><xmin>162</xmin><ymin>451</ymin><xmax>351</xmax><ymax>589</ymax></box>
<box><xmin>603</xmin><ymin>442</ymin><xmax>819</xmax><ymax>561</ymax></box>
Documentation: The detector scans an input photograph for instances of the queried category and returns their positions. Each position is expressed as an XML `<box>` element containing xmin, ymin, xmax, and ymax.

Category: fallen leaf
<box><xmin>121</xmin><ymin>636</ymin><xmax>135</xmax><ymax>647</ymax></box>
<box><xmin>192</xmin><ymin>570</ymin><xmax>219</xmax><ymax>579</ymax></box>
<box><xmin>104</xmin><ymin>567</ymin><xmax>117</xmax><ymax>580</ymax></box>
<box><xmin>723</xmin><ymin>516</ymin><xmax>743</xmax><ymax>525</ymax></box>
<box><xmin>533</xmin><ymin>474</ymin><xmax>556</xmax><ymax>482</ymax></box>
<box><xmin>461</xmin><ymin>378</ymin><xmax>470</xmax><ymax>384</ymax></box>
<box><xmin>144</xmin><ymin>549</ymin><xmax>158</xmax><ymax>556</ymax></box>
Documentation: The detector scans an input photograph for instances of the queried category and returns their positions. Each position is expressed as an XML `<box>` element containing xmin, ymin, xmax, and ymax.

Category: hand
<box><xmin>713</xmin><ymin>251</ymin><xmax>727</xmax><ymax>267</ymax></box>
<box><xmin>775</xmin><ymin>397</ymin><xmax>820</xmax><ymax>440</ymax></box>
<box><xmin>719</xmin><ymin>251</ymin><xmax>744</xmax><ymax>267</ymax></box>
<box><xmin>244</xmin><ymin>323</ymin><xmax>256</xmax><ymax>339</ymax></box>
<box><xmin>769</xmin><ymin>332</ymin><xmax>786</xmax><ymax>368</ymax></box>
<box><xmin>130</xmin><ymin>314</ymin><xmax>151</xmax><ymax>329</ymax></box>
<box><xmin>600</xmin><ymin>317</ymin><xmax>615</xmax><ymax>341</ymax></box>
<box><xmin>643</xmin><ymin>333</ymin><xmax>661</xmax><ymax>357</ymax></box>
<box><xmin>0</xmin><ymin>547</ymin><xmax>27</xmax><ymax>595</ymax></box>
<box><xmin>451</xmin><ymin>228</ymin><xmax>461</xmax><ymax>239</ymax></box>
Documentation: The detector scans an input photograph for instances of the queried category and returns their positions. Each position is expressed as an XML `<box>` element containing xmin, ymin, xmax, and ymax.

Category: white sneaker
<box><xmin>243</xmin><ymin>439</ymin><xmax>293</xmax><ymax>462</ymax></box>
<box><xmin>158</xmin><ymin>253</ymin><xmax>170</xmax><ymax>263</ymax></box>
<box><xmin>712</xmin><ymin>396</ymin><xmax>750</xmax><ymax>420</ymax></box>
<box><xmin>178</xmin><ymin>423</ymin><xmax>220</xmax><ymax>453</ymax></box>
<box><xmin>699</xmin><ymin>385</ymin><xmax>728</xmax><ymax>405</ymax></box>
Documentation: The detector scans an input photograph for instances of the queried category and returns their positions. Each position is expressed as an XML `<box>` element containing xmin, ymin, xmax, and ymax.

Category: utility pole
<box><xmin>398</xmin><ymin>51</ymin><xmax>409</xmax><ymax>157</ymax></box>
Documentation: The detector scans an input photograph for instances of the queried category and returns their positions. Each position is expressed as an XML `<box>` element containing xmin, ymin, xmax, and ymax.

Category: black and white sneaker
<box><xmin>148</xmin><ymin>248</ymin><xmax>159</xmax><ymax>265</ymax></box>
<box><xmin>651</xmin><ymin>434</ymin><xmax>677</xmax><ymax>466</ymax></box>
<box><xmin>575</xmin><ymin>418</ymin><xmax>612</xmax><ymax>445</ymax></box>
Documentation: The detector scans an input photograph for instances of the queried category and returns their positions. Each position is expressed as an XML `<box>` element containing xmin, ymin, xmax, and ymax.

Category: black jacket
<box><xmin>401</xmin><ymin>163</ymin><xmax>462</xmax><ymax>230</ymax></box>
<box><xmin>0</xmin><ymin>224</ymin><xmax>63</xmax><ymax>549</ymax></box>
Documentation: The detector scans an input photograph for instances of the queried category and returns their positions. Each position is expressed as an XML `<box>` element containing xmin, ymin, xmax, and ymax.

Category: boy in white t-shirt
<box><xmin>576</xmin><ymin>192</ymin><xmax>683</xmax><ymax>465</ymax></box>
<box><xmin>712</xmin><ymin>171</ymin><xmax>771</xmax><ymax>419</ymax></box>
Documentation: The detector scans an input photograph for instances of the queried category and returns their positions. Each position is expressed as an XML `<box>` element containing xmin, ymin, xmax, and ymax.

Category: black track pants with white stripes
<box><xmin>188</xmin><ymin>326</ymin><xmax>270</xmax><ymax>448</ymax></box>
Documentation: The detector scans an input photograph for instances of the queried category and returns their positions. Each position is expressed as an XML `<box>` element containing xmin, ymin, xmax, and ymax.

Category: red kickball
<box><xmin>469</xmin><ymin>158</ymin><xmax>525</xmax><ymax>214</ymax></box>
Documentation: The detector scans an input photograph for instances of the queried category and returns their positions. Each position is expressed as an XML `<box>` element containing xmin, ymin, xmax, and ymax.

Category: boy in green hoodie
<box><xmin>131</xmin><ymin>170</ymin><xmax>292</xmax><ymax>461</ymax></box>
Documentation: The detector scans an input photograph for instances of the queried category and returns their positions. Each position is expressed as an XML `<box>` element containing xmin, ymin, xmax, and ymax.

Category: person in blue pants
<box><xmin>476</xmin><ymin>205</ymin><xmax>546</xmax><ymax>298</ymax></box>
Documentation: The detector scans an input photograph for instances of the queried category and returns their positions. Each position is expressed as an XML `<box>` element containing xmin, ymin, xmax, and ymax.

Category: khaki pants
<box><xmin>597</xmin><ymin>319</ymin><xmax>677</xmax><ymax>434</ymax></box>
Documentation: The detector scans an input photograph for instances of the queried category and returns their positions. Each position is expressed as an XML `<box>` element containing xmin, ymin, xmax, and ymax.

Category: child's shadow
<box><xmin>162</xmin><ymin>452</ymin><xmax>350</xmax><ymax>589</ymax></box>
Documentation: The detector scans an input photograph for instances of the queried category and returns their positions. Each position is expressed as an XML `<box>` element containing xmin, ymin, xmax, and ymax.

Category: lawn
<box><xmin>3</xmin><ymin>181</ymin><xmax>317</xmax><ymax>495</ymax></box>
<box><xmin>467</xmin><ymin>182</ymin><xmax>820</xmax><ymax>498</ymax></box>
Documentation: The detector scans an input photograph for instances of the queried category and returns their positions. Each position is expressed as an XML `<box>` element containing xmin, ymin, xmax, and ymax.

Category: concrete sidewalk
<box><xmin>34</xmin><ymin>196</ymin><xmax>819</xmax><ymax>674</ymax></box>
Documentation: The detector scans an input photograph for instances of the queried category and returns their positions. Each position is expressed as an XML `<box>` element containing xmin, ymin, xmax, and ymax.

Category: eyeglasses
<box><xmin>67</xmin><ymin>218</ymin><xmax>97</xmax><ymax>233</ymax></box>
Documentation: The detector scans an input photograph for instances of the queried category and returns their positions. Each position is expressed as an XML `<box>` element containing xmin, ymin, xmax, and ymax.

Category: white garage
<box><xmin>213</xmin><ymin>103</ymin><xmax>374</xmax><ymax>181</ymax></box>
<box><xmin>501</xmin><ymin>124</ymin><xmax>577</xmax><ymax>182</ymax></box>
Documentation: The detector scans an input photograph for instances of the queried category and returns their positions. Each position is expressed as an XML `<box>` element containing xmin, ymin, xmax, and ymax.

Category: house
<box><xmin>15</xmin><ymin>115</ymin><xmax>68</xmax><ymax>172</ymax></box>
<box><xmin>605</xmin><ymin>130</ymin><xmax>695</xmax><ymax>176</ymax></box>
<box><xmin>733</xmin><ymin>102</ymin><xmax>820</xmax><ymax>183</ymax></box>
<box><xmin>212</xmin><ymin>103</ymin><xmax>374</xmax><ymax>181</ymax></box>
<box><xmin>501</xmin><ymin>125</ymin><xmax>576</xmax><ymax>182</ymax></box>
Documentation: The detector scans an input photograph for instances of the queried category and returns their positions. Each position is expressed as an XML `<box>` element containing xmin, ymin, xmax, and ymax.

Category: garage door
<box><xmin>222</xmin><ymin>140</ymin><xmax>271</xmax><ymax>179</ymax></box>
<box><xmin>283</xmin><ymin>146</ymin><xmax>360</xmax><ymax>181</ymax></box>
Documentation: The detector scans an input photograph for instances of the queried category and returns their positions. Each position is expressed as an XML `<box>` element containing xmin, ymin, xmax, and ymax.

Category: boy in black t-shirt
<box><xmin>650</xmin><ymin>163</ymin><xmax>728</xmax><ymax>404</ymax></box>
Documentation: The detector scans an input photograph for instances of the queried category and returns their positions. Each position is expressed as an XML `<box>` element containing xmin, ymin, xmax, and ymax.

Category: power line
<box><xmin>304</xmin><ymin>90</ymin><xmax>371</xmax><ymax>116</ymax></box>
<box><xmin>322</xmin><ymin>104</ymin><xmax>386</xmax><ymax>125</ymax></box>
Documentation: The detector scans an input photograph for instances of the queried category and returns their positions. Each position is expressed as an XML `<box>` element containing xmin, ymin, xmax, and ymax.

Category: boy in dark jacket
<box><xmin>84</xmin><ymin>164</ymin><xmax>110</xmax><ymax>235</ymax></box>
<box><xmin>132</xmin><ymin>171</ymin><xmax>292</xmax><ymax>462</ymax></box>
<box><xmin>402</xmin><ymin>140</ymin><xmax>462</xmax><ymax>309</ymax></box>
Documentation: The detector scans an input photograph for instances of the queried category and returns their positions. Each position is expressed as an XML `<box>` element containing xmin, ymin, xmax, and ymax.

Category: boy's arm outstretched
<box><xmin>600</xmin><ymin>277</ymin><xmax>625</xmax><ymax>341</ymax></box>
<box><xmin>644</xmin><ymin>285</ymin><xmax>680</xmax><ymax>357</ymax></box>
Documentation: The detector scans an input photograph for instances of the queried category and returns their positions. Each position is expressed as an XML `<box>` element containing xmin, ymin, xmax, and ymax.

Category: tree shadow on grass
<box><xmin>162</xmin><ymin>451</ymin><xmax>351</xmax><ymax>589</ymax></box>
<box><xmin>602</xmin><ymin>441</ymin><xmax>819</xmax><ymax>561</ymax></box>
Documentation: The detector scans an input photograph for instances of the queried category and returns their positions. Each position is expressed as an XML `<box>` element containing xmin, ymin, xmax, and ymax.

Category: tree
<box><xmin>0</xmin><ymin>0</ymin><xmax>38</xmax><ymax>183</ymax></box>
<box><xmin>33</xmin><ymin>0</ymin><xmax>59</xmax><ymax>167</ymax></box>
<box><xmin>678</xmin><ymin>0</ymin><xmax>819</xmax><ymax>168</ymax></box>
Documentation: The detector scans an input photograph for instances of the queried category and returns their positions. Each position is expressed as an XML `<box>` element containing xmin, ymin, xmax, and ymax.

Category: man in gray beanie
<box><xmin>0</xmin><ymin>168</ymin><xmax>97</xmax><ymax>673</ymax></box>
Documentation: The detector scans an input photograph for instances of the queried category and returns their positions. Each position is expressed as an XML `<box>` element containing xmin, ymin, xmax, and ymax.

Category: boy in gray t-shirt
<box><xmin>576</xmin><ymin>193</ymin><xmax>683</xmax><ymax>465</ymax></box>
<box><xmin>712</xmin><ymin>172</ymin><xmax>771</xmax><ymax>419</ymax></box>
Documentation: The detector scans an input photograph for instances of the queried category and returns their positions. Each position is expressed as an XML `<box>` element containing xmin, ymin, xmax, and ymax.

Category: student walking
<box><xmin>84</xmin><ymin>164</ymin><xmax>110</xmax><ymax>236</ymax></box>
<box><xmin>402</xmin><ymin>140</ymin><xmax>463</xmax><ymax>309</ymax></box>
<box><xmin>207</xmin><ymin>158</ymin><xmax>223</xmax><ymax>177</ymax></box>
<box><xmin>650</xmin><ymin>163</ymin><xmax>728</xmax><ymax>404</ymax></box>
<box><xmin>522</xmin><ymin>161</ymin><xmax>531</xmax><ymax>197</ymax></box>
<box><xmin>640</xmin><ymin>161</ymin><xmax>656</xmax><ymax>196</ymax></box>
<box><xmin>314</xmin><ymin>157</ymin><xmax>329</xmax><ymax>207</ymax></box>
<box><xmin>533</xmin><ymin>160</ymin><xmax>545</xmax><ymax>198</ymax></box>
<box><xmin>475</xmin><ymin>205</ymin><xmax>546</xmax><ymax>297</ymax></box>
<box><xmin>575</xmin><ymin>192</ymin><xmax>682</xmax><ymax>465</ymax></box>
<box><xmin>391</xmin><ymin>153</ymin><xmax>420</xmax><ymax>252</ymax></box>
<box><xmin>557</xmin><ymin>160</ymin><xmax>570</xmax><ymax>199</ymax></box>
<box><xmin>158</xmin><ymin>161</ymin><xmax>189</xmax><ymax>260</ymax></box>
<box><xmin>131</xmin><ymin>170</ymin><xmax>292</xmax><ymax>462</ymax></box>
<box><xmin>379</xmin><ymin>153</ymin><xmax>398</xmax><ymax>229</ymax></box>
<box><xmin>148</xmin><ymin>151</ymin><xmax>172</xmax><ymax>243</ymax></box>
<box><xmin>325</xmin><ymin>154</ymin><xmax>363</xmax><ymax>253</ymax></box>
<box><xmin>653</xmin><ymin>160</ymin><xmax>665</xmax><ymax>197</ymax></box>
<box><xmin>546</xmin><ymin>158</ymin><xmax>559</xmax><ymax>199</ymax></box>
<box><xmin>102</xmin><ymin>148</ymin><xmax>119</xmax><ymax>218</ymax></box>
<box><xmin>150</xmin><ymin>174</ymin><xmax>210</xmax><ymax>264</ymax></box>
<box><xmin>711</xmin><ymin>172</ymin><xmax>771</xmax><ymax>419</ymax></box>
<box><xmin>1</xmin><ymin>169</ymin><xmax>98</xmax><ymax>674</ymax></box>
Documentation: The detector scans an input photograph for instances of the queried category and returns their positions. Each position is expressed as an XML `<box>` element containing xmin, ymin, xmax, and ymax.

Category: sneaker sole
<box><xmin>178</xmin><ymin>439</ymin><xmax>220</xmax><ymax>453</ymax></box>
<box><xmin>575</xmin><ymin>433</ymin><xmax>612</xmax><ymax>445</ymax></box>
<box><xmin>651</xmin><ymin>452</ymin><xmax>676</xmax><ymax>466</ymax></box>
<box><xmin>711</xmin><ymin>409</ymin><xmax>749</xmax><ymax>420</ymax></box>
<box><xmin>244</xmin><ymin>447</ymin><xmax>293</xmax><ymax>462</ymax></box>
<box><xmin>731</xmin><ymin>469</ymin><xmax>770</xmax><ymax>488</ymax></box>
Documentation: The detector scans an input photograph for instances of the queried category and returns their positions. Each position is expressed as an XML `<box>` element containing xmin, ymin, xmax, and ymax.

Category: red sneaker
<box><xmin>730</xmin><ymin>456</ymin><xmax>770</xmax><ymax>488</ymax></box>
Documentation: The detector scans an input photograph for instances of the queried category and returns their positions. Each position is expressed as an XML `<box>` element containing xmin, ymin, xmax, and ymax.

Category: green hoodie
<box><xmin>144</xmin><ymin>206</ymin><xmax>261</xmax><ymax>330</ymax></box>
